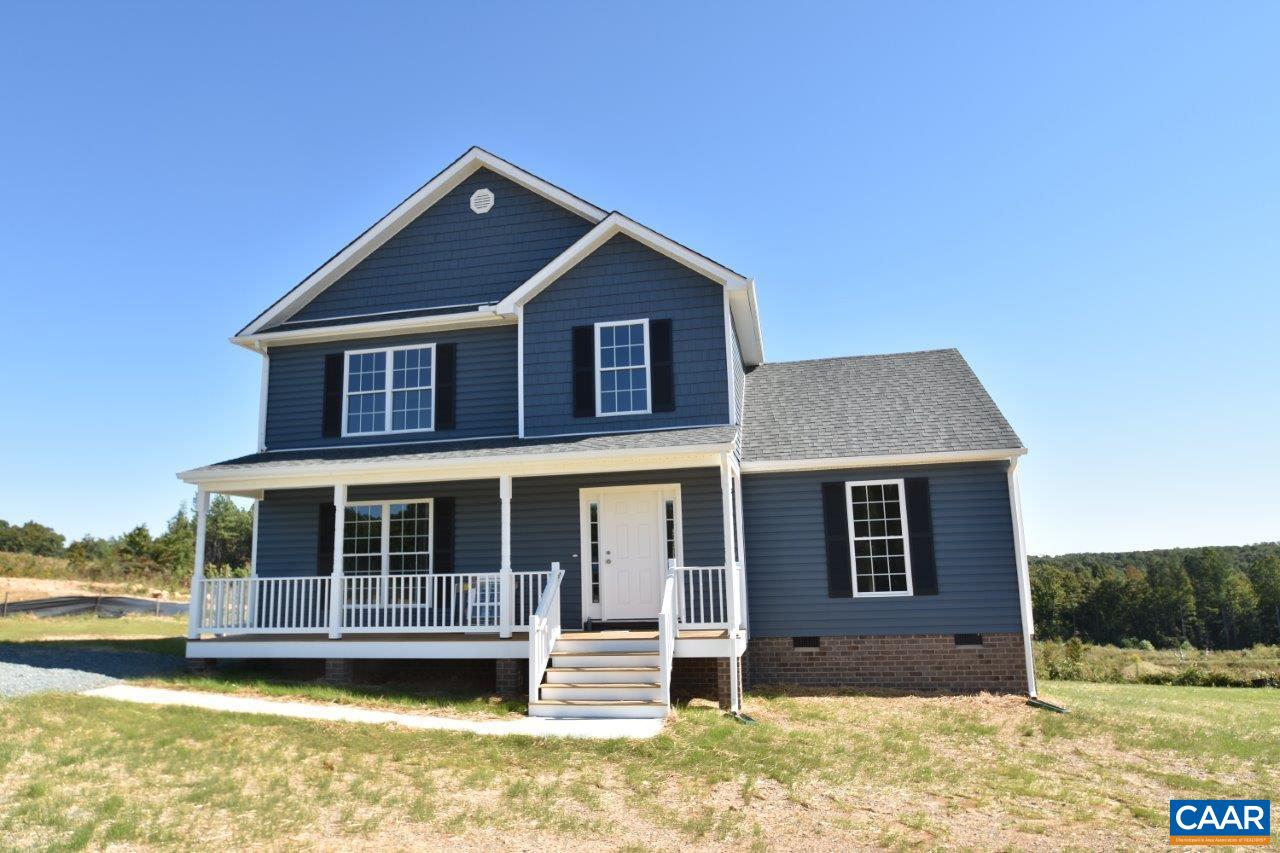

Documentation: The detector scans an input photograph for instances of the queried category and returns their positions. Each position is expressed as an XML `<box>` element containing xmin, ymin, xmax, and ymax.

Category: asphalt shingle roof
<box><xmin>740</xmin><ymin>349</ymin><xmax>1022</xmax><ymax>463</ymax></box>
<box><xmin>190</xmin><ymin>426</ymin><xmax>738</xmax><ymax>473</ymax></box>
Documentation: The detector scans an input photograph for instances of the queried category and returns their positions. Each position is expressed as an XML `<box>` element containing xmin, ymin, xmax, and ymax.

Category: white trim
<box><xmin>844</xmin><ymin>478</ymin><xmax>914</xmax><ymax>598</ymax></box>
<box><xmin>257</xmin><ymin>352</ymin><xmax>270</xmax><ymax>452</ymax></box>
<box><xmin>741</xmin><ymin>448</ymin><xmax>1027</xmax><ymax>474</ymax></box>
<box><xmin>178</xmin><ymin>445</ymin><xmax>732</xmax><ymax>494</ymax></box>
<box><xmin>187</xmin><ymin>634</ymin><xmax>742</xmax><ymax>660</ymax></box>
<box><xmin>240</xmin><ymin>148</ymin><xmax>605</xmax><ymax>337</ymax></box>
<box><xmin>1007</xmin><ymin>457</ymin><xmax>1038</xmax><ymax>698</ymax></box>
<box><xmin>234</xmin><ymin>309</ymin><xmax>512</xmax><ymax>351</ymax></box>
<box><xmin>579</xmin><ymin>484</ymin><xmax>683</xmax><ymax>625</ymax></box>
<box><xmin>498</xmin><ymin>212</ymin><xmax>749</xmax><ymax>313</ymax></box>
<box><xmin>341</xmin><ymin>497</ymin><xmax>434</xmax><ymax>577</ymax></box>
<box><xmin>276</xmin><ymin>301</ymin><xmax>493</xmax><ymax>327</ymax></box>
<box><xmin>340</xmin><ymin>342</ymin><xmax>436</xmax><ymax>438</ymax></box>
<box><xmin>516</xmin><ymin>304</ymin><xmax>525</xmax><ymax>438</ymax></box>
<box><xmin>499</xmin><ymin>474</ymin><xmax>512</xmax><ymax>573</ymax></box>
<box><xmin>594</xmin><ymin>318</ymin><xmax>652</xmax><ymax>417</ymax></box>
<box><xmin>250</xmin><ymin>499</ymin><xmax>260</xmax><ymax>577</ymax></box>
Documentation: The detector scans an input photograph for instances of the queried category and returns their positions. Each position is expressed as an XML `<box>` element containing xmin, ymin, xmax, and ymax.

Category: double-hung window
<box><xmin>342</xmin><ymin>499</ymin><xmax>433</xmax><ymax>576</ymax></box>
<box><xmin>845</xmin><ymin>479</ymin><xmax>913</xmax><ymax>596</ymax></box>
<box><xmin>343</xmin><ymin>344</ymin><xmax>434</xmax><ymax>435</ymax></box>
<box><xmin>595</xmin><ymin>319</ymin><xmax>650</xmax><ymax>416</ymax></box>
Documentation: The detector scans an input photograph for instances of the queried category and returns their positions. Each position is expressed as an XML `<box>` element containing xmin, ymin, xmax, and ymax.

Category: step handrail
<box><xmin>527</xmin><ymin>562</ymin><xmax>564</xmax><ymax>706</ymax></box>
<box><xmin>658</xmin><ymin>559</ymin><xmax>678</xmax><ymax>710</ymax></box>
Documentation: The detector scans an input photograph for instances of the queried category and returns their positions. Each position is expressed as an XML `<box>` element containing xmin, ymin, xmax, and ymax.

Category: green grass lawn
<box><xmin>1</xmin><ymin>680</ymin><xmax>1275</xmax><ymax>851</ymax></box>
<box><xmin>3</xmin><ymin>617</ymin><xmax>1276</xmax><ymax>849</ymax></box>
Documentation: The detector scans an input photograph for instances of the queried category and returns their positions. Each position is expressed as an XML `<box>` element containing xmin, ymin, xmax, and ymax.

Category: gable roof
<box><xmin>740</xmin><ymin>349</ymin><xmax>1024</xmax><ymax>467</ymax></box>
<box><xmin>238</xmin><ymin>147</ymin><xmax>607</xmax><ymax>338</ymax></box>
<box><xmin>495</xmin><ymin>211</ymin><xmax>764</xmax><ymax>365</ymax></box>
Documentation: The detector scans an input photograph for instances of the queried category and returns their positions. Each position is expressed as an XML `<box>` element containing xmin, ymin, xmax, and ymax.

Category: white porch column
<box><xmin>719</xmin><ymin>454</ymin><xmax>742</xmax><ymax>713</ymax></box>
<box><xmin>732</xmin><ymin>462</ymin><xmax>749</xmax><ymax>633</ymax></box>
<box><xmin>499</xmin><ymin>474</ymin><xmax>514</xmax><ymax>638</ymax></box>
<box><xmin>328</xmin><ymin>484</ymin><xmax>347</xmax><ymax>639</ymax></box>
<box><xmin>186</xmin><ymin>488</ymin><xmax>210</xmax><ymax>640</ymax></box>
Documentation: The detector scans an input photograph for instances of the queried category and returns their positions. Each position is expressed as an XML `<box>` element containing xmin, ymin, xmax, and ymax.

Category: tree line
<box><xmin>0</xmin><ymin>496</ymin><xmax>253</xmax><ymax>582</ymax></box>
<box><xmin>1031</xmin><ymin>544</ymin><xmax>1280</xmax><ymax>650</ymax></box>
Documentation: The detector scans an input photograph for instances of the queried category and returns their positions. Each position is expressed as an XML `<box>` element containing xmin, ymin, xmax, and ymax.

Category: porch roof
<box><xmin>178</xmin><ymin>426</ymin><xmax>738</xmax><ymax>491</ymax></box>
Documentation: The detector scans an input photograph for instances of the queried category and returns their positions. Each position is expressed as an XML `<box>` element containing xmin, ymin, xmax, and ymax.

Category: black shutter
<box><xmin>904</xmin><ymin>478</ymin><xmax>938</xmax><ymax>595</ymax></box>
<box><xmin>316</xmin><ymin>503</ymin><xmax>336</xmax><ymax>576</ymax></box>
<box><xmin>322</xmin><ymin>353</ymin><xmax>344</xmax><ymax>438</ymax></box>
<box><xmin>571</xmin><ymin>325</ymin><xmax>595</xmax><ymax>417</ymax></box>
<box><xmin>435</xmin><ymin>343</ymin><xmax>457</xmax><ymax>430</ymax></box>
<box><xmin>434</xmin><ymin>497</ymin><xmax>456</xmax><ymax>573</ymax></box>
<box><xmin>650</xmin><ymin>319</ymin><xmax>674</xmax><ymax>412</ymax></box>
<box><xmin>821</xmin><ymin>482</ymin><xmax>853</xmax><ymax>598</ymax></box>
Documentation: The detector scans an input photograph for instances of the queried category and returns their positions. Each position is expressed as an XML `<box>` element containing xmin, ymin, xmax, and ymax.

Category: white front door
<box><xmin>599</xmin><ymin>489</ymin><xmax>665</xmax><ymax>620</ymax></box>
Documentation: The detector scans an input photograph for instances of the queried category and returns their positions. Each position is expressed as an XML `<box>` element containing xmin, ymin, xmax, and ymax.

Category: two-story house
<box><xmin>179</xmin><ymin>148</ymin><xmax>1036</xmax><ymax>719</ymax></box>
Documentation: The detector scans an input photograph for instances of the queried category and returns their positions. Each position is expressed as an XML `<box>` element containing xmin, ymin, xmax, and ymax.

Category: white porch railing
<box><xmin>675</xmin><ymin>563</ymin><xmax>745</xmax><ymax>631</ymax></box>
<box><xmin>197</xmin><ymin>576</ymin><xmax>331</xmax><ymax>634</ymax></box>
<box><xmin>527</xmin><ymin>562</ymin><xmax>564</xmax><ymax>705</ymax></box>
<box><xmin>189</xmin><ymin>569</ymin><xmax>550</xmax><ymax>637</ymax></box>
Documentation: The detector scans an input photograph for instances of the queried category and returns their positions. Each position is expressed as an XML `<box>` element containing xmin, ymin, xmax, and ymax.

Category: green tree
<box><xmin>1247</xmin><ymin>555</ymin><xmax>1280</xmax><ymax>643</ymax></box>
<box><xmin>0</xmin><ymin>519</ymin><xmax>65</xmax><ymax>556</ymax></box>
<box><xmin>1219</xmin><ymin>570</ymin><xmax>1260</xmax><ymax>647</ymax></box>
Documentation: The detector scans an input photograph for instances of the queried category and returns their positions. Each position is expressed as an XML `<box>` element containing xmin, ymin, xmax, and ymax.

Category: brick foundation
<box><xmin>495</xmin><ymin>659</ymin><xmax>525</xmax><ymax>696</ymax></box>
<box><xmin>323</xmin><ymin>658</ymin><xmax>355</xmax><ymax>685</ymax></box>
<box><xmin>746</xmin><ymin>633</ymin><xmax>1028</xmax><ymax>694</ymax></box>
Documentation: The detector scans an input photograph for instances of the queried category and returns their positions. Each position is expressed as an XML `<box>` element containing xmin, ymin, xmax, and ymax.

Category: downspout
<box><xmin>1007</xmin><ymin>456</ymin><xmax>1038</xmax><ymax>698</ymax></box>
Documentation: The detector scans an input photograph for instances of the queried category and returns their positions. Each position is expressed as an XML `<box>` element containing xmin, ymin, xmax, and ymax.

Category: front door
<box><xmin>599</xmin><ymin>489</ymin><xmax>665</xmax><ymax>620</ymax></box>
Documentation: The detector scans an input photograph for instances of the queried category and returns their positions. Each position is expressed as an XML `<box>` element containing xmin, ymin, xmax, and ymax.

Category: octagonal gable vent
<box><xmin>469</xmin><ymin>188</ymin><xmax>495</xmax><ymax>214</ymax></box>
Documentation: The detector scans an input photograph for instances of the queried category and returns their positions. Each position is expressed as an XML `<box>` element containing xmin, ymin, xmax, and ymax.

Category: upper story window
<box><xmin>846</xmin><ymin>479</ymin><xmax>913</xmax><ymax>596</ymax></box>
<box><xmin>595</xmin><ymin>319</ymin><xmax>650</xmax><ymax>416</ymax></box>
<box><xmin>343</xmin><ymin>345</ymin><xmax>434</xmax><ymax>436</ymax></box>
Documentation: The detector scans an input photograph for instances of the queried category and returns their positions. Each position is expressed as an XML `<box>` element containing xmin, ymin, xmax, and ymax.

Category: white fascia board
<box><xmin>497</xmin><ymin>211</ymin><xmax>764</xmax><ymax>363</ymax></box>
<box><xmin>233</xmin><ymin>307</ymin><xmax>515</xmax><ymax>350</ymax></box>
<box><xmin>239</xmin><ymin>147</ymin><xmax>606</xmax><ymax>338</ymax></box>
<box><xmin>727</xmin><ymin>283</ymin><xmax>764</xmax><ymax>366</ymax></box>
<box><xmin>177</xmin><ymin>444</ymin><xmax>731</xmax><ymax>492</ymax></box>
<box><xmin>740</xmin><ymin>447</ymin><xmax>1027</xmax><ymax>474</ymax></box>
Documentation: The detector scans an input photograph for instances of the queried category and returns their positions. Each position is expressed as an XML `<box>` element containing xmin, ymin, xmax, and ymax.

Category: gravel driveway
<box><xmin>0</xmin><ymin>644</ymin><xmax>184</xmax><ymax>698</ymax></box>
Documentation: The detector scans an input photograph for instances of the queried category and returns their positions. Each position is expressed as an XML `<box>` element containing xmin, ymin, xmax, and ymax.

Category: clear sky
<box><xmin>0</xmin><ymin>2</ymin><xmax>1276</xmax><ymax>556</ymax></box>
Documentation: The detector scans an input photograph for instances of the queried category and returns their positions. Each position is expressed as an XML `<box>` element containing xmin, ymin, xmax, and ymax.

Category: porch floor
<box><xmin>186</xmin><ymin>628</ymin><xmax>739</xmax><ymax>659</ymax></box>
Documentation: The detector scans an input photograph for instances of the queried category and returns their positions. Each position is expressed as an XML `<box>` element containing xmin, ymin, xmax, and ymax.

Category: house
<box><xmin>178</xmin><ymin>148</ymin><xmax>1036</xmax><ymax>719</ymax></box>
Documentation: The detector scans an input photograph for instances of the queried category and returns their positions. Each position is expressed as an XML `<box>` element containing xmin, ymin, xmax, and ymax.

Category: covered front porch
<box><xmin>179</xmin><ymin>433</ymin><xmax>749</xmax><ymax>714</ymax></box>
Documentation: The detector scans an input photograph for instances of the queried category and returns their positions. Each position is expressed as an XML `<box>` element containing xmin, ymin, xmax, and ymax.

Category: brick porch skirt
<box><xmin>745</xmin><ymin>633</ymin><xmax>1028</xmax><ymax>694</ymax></box>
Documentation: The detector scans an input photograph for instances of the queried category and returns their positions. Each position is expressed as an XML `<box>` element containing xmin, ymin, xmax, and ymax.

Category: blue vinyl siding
<box><xmin>264</xmin><ymin>325</ymin><xmax>517</xmax><ymax>449</ymax></box>
<box><xmin>522</xmin><ymin>234</ymin><xmax>730</xmax><ymax>436</ymax></box>
<box><xmin>287</xmin><ymin>168</ymin><xmax>594</xmax><ymax>324</ymax></box>
<box><xmin>252</xmin><ymin>468</ymin><xmax>726</xmax><ymax>630</ymax></box>
<box><xmin>255</xmin><ymin>488</ymin><xmax>331</xmax><ymax>578</ymax></box>
<box><xmin>742</xmin><ymin>462</ymin><xmax>1023</xmax><ymax>637</ymax></box>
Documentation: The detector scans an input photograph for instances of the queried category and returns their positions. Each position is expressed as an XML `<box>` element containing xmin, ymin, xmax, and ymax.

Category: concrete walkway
<box><xmin>81</xmin><ymin>684</ymin><xmax>667</xmax><ymax>739</ymax></box>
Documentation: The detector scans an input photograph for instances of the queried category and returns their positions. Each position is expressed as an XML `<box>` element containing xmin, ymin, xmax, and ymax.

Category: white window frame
<box><xmin>594</xmin><ymin>318</ymin><xmax>651</xmax><ymax>417</ymax></box>
<box><xmin>342</xmin><ymin>498</ymin><xmax>434</xmax><ymax>576</ymax></box>
<box><xmin>845</xmin><ymin>478</ymin><xmax>914</xmax><ymax>598</ymax></box>
<box><xmin>341</xmin><ymin>343</ymin><xmax>437</xmax><ymax>437</ymax></box>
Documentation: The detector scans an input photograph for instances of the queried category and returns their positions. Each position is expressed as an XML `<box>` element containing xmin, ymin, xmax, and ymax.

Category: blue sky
<box><xmin>0</xmin><ymin>2</ymin><xmax>1276</xmax><ymax>556</ymax></box>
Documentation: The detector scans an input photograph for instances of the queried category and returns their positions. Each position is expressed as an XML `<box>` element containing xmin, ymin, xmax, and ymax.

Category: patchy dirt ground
<box><xmin>0</xmin><ymin>576</ymin><xmax>187</xmax><ymax>604</ymax></box>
